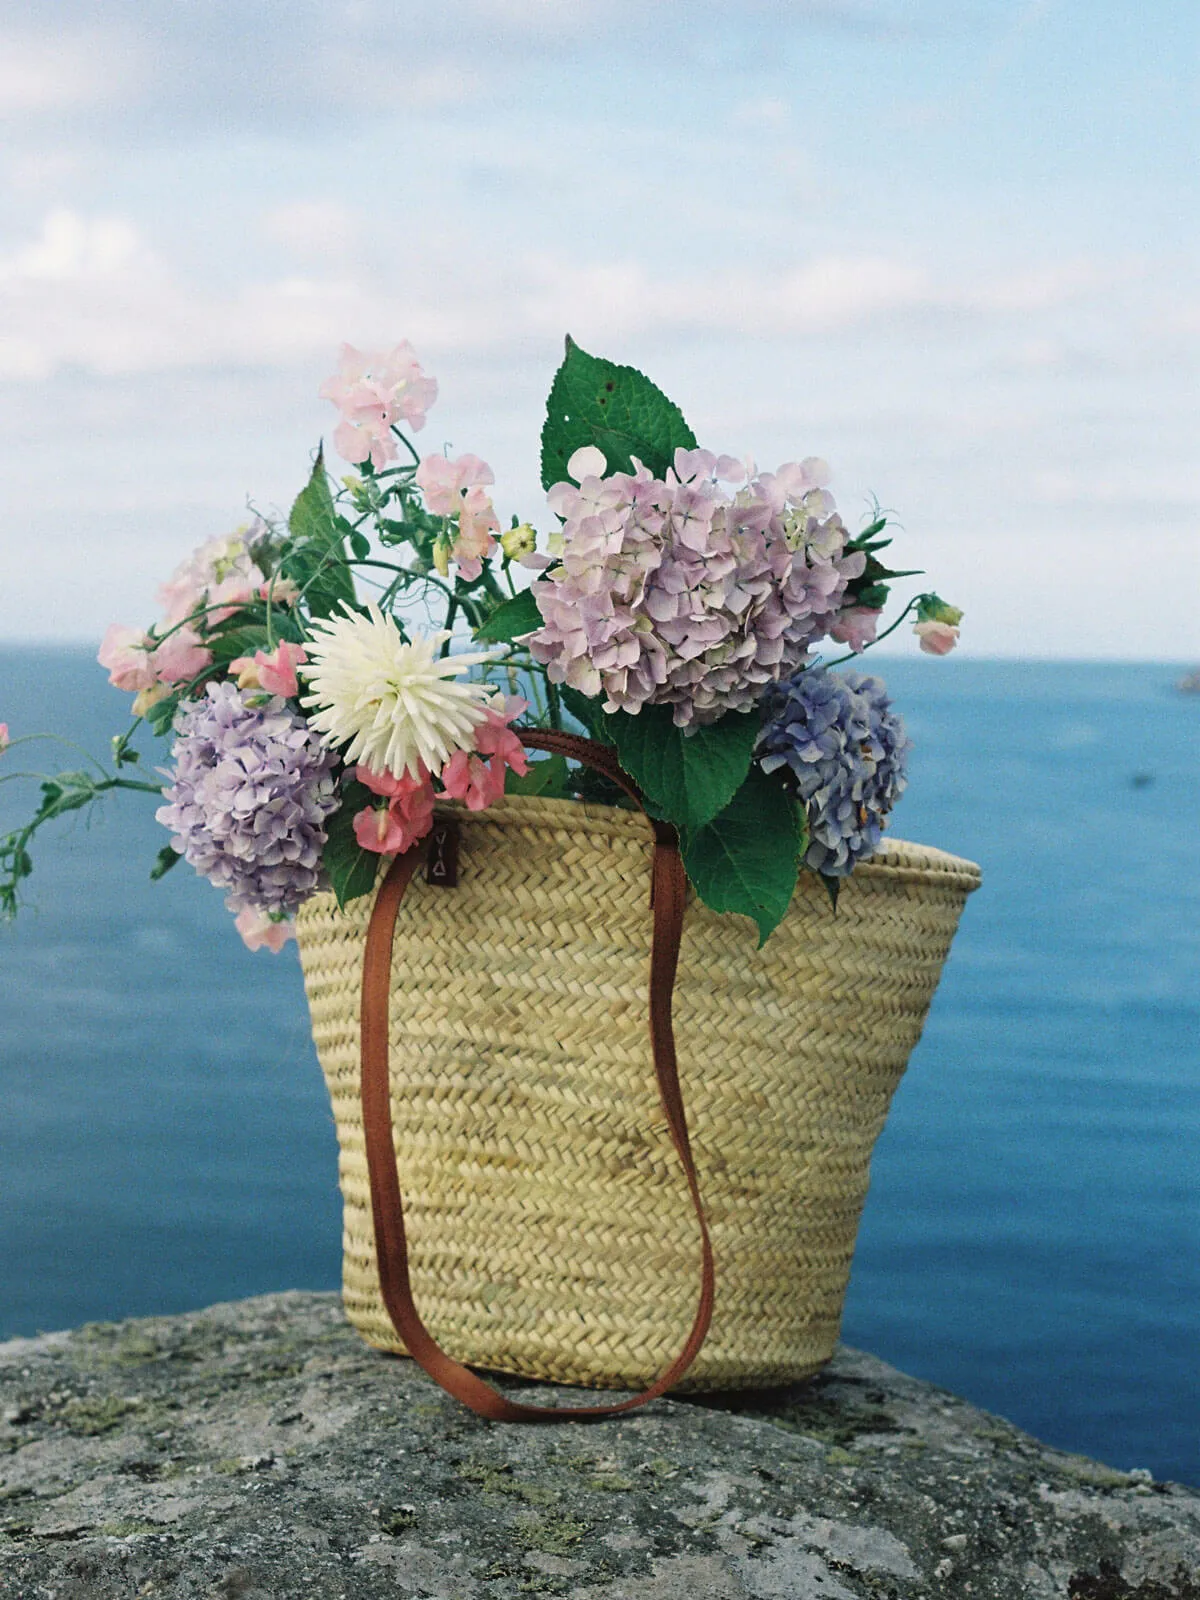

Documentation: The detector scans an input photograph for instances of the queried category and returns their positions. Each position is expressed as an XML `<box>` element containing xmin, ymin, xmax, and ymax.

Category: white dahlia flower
<box><xmin>301</xmin><ymin>605</ymin><xmax>497</xmax><ymax>780</ymax></box>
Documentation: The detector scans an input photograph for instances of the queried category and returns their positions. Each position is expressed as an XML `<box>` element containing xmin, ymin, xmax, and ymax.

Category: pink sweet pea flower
<box><xmin>451</xmin><ymin>485</ymin><xmax>500</xmax><ymax>580</ymax></box>
<box><xmin>320</xmin><ymin>342</ymin><xmax>438</xmax><ymax>469</ymax></box>
<box><xmin>415</xmin><ymin>452</ymin><xmax>495</xmax><ymax>515</ymax></box>
<box><xmin>352</xmin><ymin>765</ymin><xmax>436</xmax><ymax>854</ymax></box>
<box><xmin>474</xmin><ymin>697</ymin><xmax>530</xmax><ymax>776</ymax></box>
<box><xmin>913</xmin><ymin>620</ymin><xmax>960</xmax><ymax>656</ymax></box>
<box><xmin>152</xmin><ymin>626</ymin><xmax>214</xmax><ymax>685</ymax></box>
<box><xmin>829</xmin><ymin>606</ymin><xmax>883</xmax><ymax>653</ymax></box>
<box><xmin>234</xmin><ymin>906</ymin><xmax>296</xmax><ymax>953</ymax></box>
<box><xmin>440</xmin><ymin>697</ymin><xmax>529</xmax><ymax>809</ymax></box>
<box><xmin>98</xmin><ymin>624</ymin><xmax>158</xmax><ymax>693</ymax></box>
<box><xmin>439</xmin><ymin>749</ymin><xmax>507</xmax><ymax>811</ymax></box>
<box><xmin>229</xmin><ymin>640</ymin><xmax>308</xmax><ymax>697</ymax></box>
<box><xmin>0</xmin><ymin>724</ymin><xmax>9</xmax><ymax>752</ymax></box>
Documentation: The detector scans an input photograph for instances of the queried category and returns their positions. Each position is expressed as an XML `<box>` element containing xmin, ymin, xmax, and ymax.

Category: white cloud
<box><xmin>0</xmin><ymin>212</ymin><xmax>958</xmax><ymax>379</ymax></box>
<box><xmin>0</xmin><ymin>28</ymin><xmax>141</xmax><ymax>117</ymax></box>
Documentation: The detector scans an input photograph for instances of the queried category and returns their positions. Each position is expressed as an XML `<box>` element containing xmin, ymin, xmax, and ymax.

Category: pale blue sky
<box><xmin>1</xmin><ymin>0</ymin><xmax>1196</xmax><ymax>655</ymax></box>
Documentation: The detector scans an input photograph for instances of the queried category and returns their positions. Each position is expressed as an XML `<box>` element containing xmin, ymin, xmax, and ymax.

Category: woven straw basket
<box><xmin>296</xmin><ymin>793</ymin><xmax>980</xmax><ymax>1393</ymax></box>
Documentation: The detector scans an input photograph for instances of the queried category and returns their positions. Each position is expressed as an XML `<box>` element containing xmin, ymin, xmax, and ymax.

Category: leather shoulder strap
<box><xmin>358</xmin><ymin>731</ymin><xmax>714</xmax><ymax>1422</ymax></box>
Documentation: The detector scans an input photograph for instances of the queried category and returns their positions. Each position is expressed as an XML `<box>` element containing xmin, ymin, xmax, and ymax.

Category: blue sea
<box><xmin>1</xmin><ymin>650</ymin><xmax>1196</xmax><ymax>1486</ymax></box>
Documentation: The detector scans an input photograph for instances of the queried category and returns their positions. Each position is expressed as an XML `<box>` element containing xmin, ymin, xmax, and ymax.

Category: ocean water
<box><xmin>0</xmin><ymin>649</ymin><xmax>1196</xmax><ymax>1486</ymax></box>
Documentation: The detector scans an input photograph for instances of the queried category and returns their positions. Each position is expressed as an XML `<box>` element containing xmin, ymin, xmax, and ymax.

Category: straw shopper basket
<box><xmin>296</xmin><ymin>790</ymin><xmax>979</xmax><ymax>1397</ymax></box>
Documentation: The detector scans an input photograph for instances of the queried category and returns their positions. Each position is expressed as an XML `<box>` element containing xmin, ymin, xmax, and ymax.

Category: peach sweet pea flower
<box><xmin>228</xmin><ymin>641</ymin><xmax>308</xmax><ymax>697</ymax></box>
<box><xmin>234</xmin><ymin>906</ymin><xmax>296</xmax><ymax>954</ymax></box>
<box><xmin>913</xmin><ymin>620</ymin><xmax>960</xmax><ymax>656</ymax></box>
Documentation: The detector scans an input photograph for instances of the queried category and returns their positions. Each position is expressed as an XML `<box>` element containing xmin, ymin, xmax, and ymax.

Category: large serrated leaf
<box><xmin>282</xmin><ymin>450</ymin><xmax>358</xmax><ymax>619</ymax></box>
<box><xmin>604</xmin><ymin>703</ymin><xmax>759</xmax><ymax>831</ymax></box>
<box><xmin>474</xmin><ymin>587</ymin><xmax>543</xmax><ymax>643</ymax></box>
<box><xmin>322</xmin><ymin>779</ymin><xmax>381</xmax><ymax>908</ymax></box>
<box><xmin>559</xmin><ymin>685</ymin><xmax>612</xmax><ymax>742</ymax></box>
<box><xmin>680</xmin><ymin>766</ymin><xmax>803</xmax><ymax>946</ymax></box>
<box><xmin>540</xmin><ymin>337</ymin><xmax>697</xmax><ymax>490</ymax></box>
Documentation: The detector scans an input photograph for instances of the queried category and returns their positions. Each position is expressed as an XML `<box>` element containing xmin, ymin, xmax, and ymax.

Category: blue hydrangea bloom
<box><xmin>156</xmin><ymin>681</ymin><xmax>340</xmax><ymax>916</ymax></box>
<box><xmin>757</xmin><ymin>666</ymin><xmax>910</xmax><ymax>877</ymax></box>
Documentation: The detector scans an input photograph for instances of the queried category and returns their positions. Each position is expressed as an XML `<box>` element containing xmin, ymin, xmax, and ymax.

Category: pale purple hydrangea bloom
<box><xmin>156</xmin><ymin>681</ymin><xmax>340</xmax><ymax>916</ymax></box>
<box><xmin>756</xmin><ymin>667</ymin><xmax>910</xmax><ymax>877</ymax></box>
<box><xmin>526</xmin><ymin>449</ymin><xmax>866</xmax><ymax>729</ymax></box>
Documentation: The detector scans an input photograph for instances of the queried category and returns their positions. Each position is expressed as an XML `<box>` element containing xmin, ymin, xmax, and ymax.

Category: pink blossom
<box><xmin>153</xmin><ymin>626</ymin><xmax>214</xmax><ymax>685</ymax></box>
<box><xmin>451</xmin><ymin>485</ymin><xmax>500</xmax><ymax>579</ymax></box>
<box><xmin>439</xmin><ymin>750</ymin><xmax>506</xmax><ymax>810</ymax></box>
<box><xmin>829</xmin><ymin>606</ymin><xmax>883</xmax><ymax>653</ymax></box>
<box><xmin>414</xmin><ymin>452</ymin><xmax>495</xmax><ymax>516</ymax></box>
<box><xmin>0</xmin><ymin>724</ymin><xmax>9</xmax><ymax>751</ymax></box>
<box><xmin>438</xmin><ymin>698</ymin><xmax>528</xmax><ymax>810</ymax></box>
<box><xmin>914</xmin><ymin>620</ymin><xmax>959</xmax><ymax>656</ymax></box>
<box><xmin>234</xmin><ymin>906</ymin><xmax>297</xmax><ymax>953</ymax></box>
<box><xmin>321</xmin><ymin>342</ymin><xmax>438</xmax><ymax>469</ymax></box>
<box><xmin>158</xmin><ymin>531</ymin><xmax>266</xmax><ymax>628</ymax></box>
<box><xmin>352</xmin><ymin>765</ymin><xmax>436</xmax><ymax>853</ymax></box>
<box><xmin>355</xmin><ymin>762</ymin><xmax>428</xmax><ymax>797</ymax></box>
<box><xmin>229</xmin><ymin>640</ymin><xmax>308</xmax><ymax>697</ymax></box>
<box><xmin>473</xmin><ymin>697</ymin><xmax>529</xmax><ymax>776</ymax></box>
<box><xmin>98</xmin><ymin>625</ymin><xmax>158</xmax><ymax>692</ymax></box>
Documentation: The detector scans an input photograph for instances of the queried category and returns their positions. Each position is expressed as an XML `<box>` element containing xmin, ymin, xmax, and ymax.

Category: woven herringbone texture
<box><xmin>296</xmin><ymin>795</ymin><xmax>980</xmax><ymax>1392</ymax></box>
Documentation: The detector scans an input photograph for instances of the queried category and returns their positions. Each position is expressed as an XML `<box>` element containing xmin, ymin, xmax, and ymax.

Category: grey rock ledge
<box><xmin>0</xmin><ymin>1292</ymin><xmax>1196</xmax><ymax>1599</ymax></box>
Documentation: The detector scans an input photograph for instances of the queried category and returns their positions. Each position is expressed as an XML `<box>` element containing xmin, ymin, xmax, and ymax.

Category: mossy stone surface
<box><xmin>0</xmin><ymin>1292</ymin><xmax>1197</xmax><ymax>1598</ymax></box>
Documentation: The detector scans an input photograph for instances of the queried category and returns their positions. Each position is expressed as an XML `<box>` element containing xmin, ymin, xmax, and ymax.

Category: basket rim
<box><xmin>426</xmin><ymin>793</ymin><xmax>981</xmax><ymax>891</ymax></box>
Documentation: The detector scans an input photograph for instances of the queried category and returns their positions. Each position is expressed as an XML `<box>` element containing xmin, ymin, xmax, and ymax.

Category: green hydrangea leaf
<box><xmin>559</xmin><ymin>685</ymin><xmax>612</xmax><ymax>742</ymax></box>
<box><xmin>322</xmin><ymin>778</ymin><xmax>380</xmax><ymax>908</ymax></box>
<box><xmin>505</xmin><ymin>753</ymin><xmax>570</xmax><ymax>797</ymax></box>
<box><xmin>541</xmin><ymin>337</ymin><xmax>697</xmax><ymax>490</ymax></box>
<box><xmin>680</xmin><ymin>766</ymin><xmax>803</xmax><ymax>946</ymax></box>
<box><xmin>604</xmin><ymin>703</ymin><xmax>759</xmax><ymax>831</ymax></box>
<box><xmin>149</xmin><ymin>845</ymin><xmax>180</xmax><ymax>882</ymax></box>
<box><xmin>282</xmin><ymin>449</ymin><xmax>358</xmax><ymax>619</ymax></box>
<box><xmin>474</xmin><ymin>586</ymin><xmax>542</xmax><ymax>643</ymax></box>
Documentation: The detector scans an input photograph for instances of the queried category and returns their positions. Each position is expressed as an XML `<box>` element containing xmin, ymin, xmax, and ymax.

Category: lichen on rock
<box><xmin>0</xmin><ymin>1292</ymin><xmax>1197</xmax><ymax>1598</ymax></box>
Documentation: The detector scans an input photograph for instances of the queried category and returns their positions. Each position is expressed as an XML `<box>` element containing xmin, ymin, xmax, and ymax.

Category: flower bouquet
<box><xmin>1</xmin><ymin>337</ymin><xmax>979</xmax><ymax>1414</ymax></box>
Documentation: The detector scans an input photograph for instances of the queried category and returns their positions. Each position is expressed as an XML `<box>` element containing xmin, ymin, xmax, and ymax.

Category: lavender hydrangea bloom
<box><xmin>527</xmin><ymin>449</ymin><xmax>865</xmax><ymax>728</ymax></box>
<box><xmin>156</xmin><ymin>681</ymin><xmax>340</xmax><ymax>916</ymax></box>
<box><xmin>757</xmin><ymin>667</ymin><xmax>910</xmax><ymax>877</ymax></box>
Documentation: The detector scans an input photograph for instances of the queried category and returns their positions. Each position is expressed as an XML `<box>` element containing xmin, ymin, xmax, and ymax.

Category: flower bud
<box><xmin>132</xmin><ymin>683</ymin><xmax>172</xmax><ymax>718</ymax></box>
<box><xmin>500</xmin><ymin>523</ymin><xmax>538</xmax><ymax>561</ymax></box>
<box><xmin>916</xmin><ymin>594</ymin><xmax>964</xmax><ymax>627</ymax></box>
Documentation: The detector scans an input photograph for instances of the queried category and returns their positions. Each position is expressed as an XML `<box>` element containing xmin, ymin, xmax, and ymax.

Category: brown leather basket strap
<box><xmin>358</xmin><ymin>733</ymin><xmax>714</xmax><ymax>1423</ymax></box>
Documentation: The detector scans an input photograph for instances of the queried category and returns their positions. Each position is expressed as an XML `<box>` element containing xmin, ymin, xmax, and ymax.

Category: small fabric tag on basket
<box><xmin>426</xmin><ymin>819</ymin><xmax>460</xmax><ymax>888</ymax></box>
